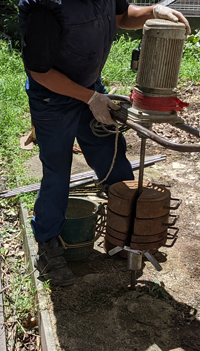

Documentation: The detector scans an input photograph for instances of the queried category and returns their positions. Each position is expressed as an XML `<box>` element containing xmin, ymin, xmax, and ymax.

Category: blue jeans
<box><xmin>26</xmin><ymin>77</ymin><xmax>134</xmax><ymax>243</ymax></box>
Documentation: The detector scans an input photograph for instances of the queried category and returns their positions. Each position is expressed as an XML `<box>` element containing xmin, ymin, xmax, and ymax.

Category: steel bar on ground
<box><xmin>0</xmin><ymin>155</ymin><xmax>166</xmax><ymax>198</ymax></box>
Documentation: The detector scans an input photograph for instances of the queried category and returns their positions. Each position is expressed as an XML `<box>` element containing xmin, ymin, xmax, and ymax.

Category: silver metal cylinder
<box><xmin>136</xmin><ymin>19</ymin><xmax>186</xmax><ymax>92</ymax></box>
<box><xmin>127</xmin><ymin>252</ymin><xmax>143</xmax><ymax>271</ymax></box>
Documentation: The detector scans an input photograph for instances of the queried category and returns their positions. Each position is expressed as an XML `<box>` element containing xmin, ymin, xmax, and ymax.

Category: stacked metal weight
<box><xmin>106</xmin><ymin>181</ymin><xmax>140</xmax><ymax>248</ymax></box>
<box><xmin>130</xmin><ymin>183</ymin><xmax>170</xmax><ymax>251</ymax></box>
<box><xmin>105</xmin><ymin>181</ymin><xmax>171</xmax><ymax>253</ymax></box>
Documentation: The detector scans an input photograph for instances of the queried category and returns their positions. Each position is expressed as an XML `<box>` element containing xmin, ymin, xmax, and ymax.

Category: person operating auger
<box><xmin>18</xmin><ymin>0</ymin><xmax>190</xmax><ymax>286</ymax></box>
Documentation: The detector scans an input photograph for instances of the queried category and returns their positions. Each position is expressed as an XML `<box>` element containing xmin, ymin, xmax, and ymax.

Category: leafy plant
<box><xmin>0</xmin><ymin>0</ymin><xmax>20</xmax><ymax>47</ymax></box>
<box><xmin>148</xmin><ymin>279</ymin><xmax>171</xmax><ymax>300</ymax></box>
<box><xmin>183</xmin><ymin>30</ymin><xmax>200</xmax><ymax>60</ymax></box>
<box><xmin>102</xmin><ymin>35</ymin><xmax>138</xmax><ymax>92</ymax></box>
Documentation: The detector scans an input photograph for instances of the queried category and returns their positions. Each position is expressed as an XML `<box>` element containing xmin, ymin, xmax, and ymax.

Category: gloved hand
<box><xmin>153</xmin><ymin>4</ymin><xmax>191</xmax><ymax>35</ymax></box>
<box><xmin>88</xmin><ymin>91</ymin><xmax>120</xmax><ymax>125</ymax></box>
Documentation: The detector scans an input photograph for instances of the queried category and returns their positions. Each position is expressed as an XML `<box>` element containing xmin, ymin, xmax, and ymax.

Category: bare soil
<box><xmin>47</xmin><ymin>83</ymin><xmax>200</xmax><ymax>351</ymax></box>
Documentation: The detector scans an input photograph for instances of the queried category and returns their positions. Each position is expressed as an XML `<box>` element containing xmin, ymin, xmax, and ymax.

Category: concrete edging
<box><xmin>20</xmin><ymin>202</ymin><xmax>57</xmax><ymax>351</ymax></box>
<box><xmin>0</xmin><ymin>265</ymin><xmax>7</xmax><ymax>351</ymax></box>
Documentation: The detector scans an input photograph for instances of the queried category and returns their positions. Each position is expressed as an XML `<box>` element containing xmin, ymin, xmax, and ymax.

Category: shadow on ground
<box><xmin>46</xmin><ymin>248</ymin><xmax>200</xmax><ymax>351</ymax></box>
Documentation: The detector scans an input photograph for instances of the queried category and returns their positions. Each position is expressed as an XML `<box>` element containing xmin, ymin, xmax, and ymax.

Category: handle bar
<box><xmin>108</xmin><ymin>95</ymin><xmax>200</xmax><ymax>153</ymax></box>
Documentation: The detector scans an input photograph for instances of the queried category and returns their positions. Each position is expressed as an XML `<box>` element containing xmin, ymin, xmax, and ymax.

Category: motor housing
<box><xmin>131</xmin><ymin>19</ymin><xmax>187</xmax><ymax>114</ymax></box>
<box><xmin>137</xmin><ymin>19</ymin><xmax>186</xmax><ymax>92</ymax></box>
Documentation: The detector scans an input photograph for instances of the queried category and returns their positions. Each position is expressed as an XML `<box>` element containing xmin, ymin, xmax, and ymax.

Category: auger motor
<box><xmin>130</xmin><ymin>19</ymin><xmax>188</xmax><ymax>115</ymax></box>
<box><xmin>106</xmin><ymin>19</ymin><xmax>193</xmax><ymax>290</ymax></box>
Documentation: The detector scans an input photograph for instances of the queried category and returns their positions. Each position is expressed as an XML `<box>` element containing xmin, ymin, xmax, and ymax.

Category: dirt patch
<box><xmin>43</xmin><ymin>84</ymin><xmax>200</xmax><ymax>351</ymax></box>
<box><xmin>46</xmin><ymin>153</ymin><xmax>200</xmax><ymax>351</ymax></box>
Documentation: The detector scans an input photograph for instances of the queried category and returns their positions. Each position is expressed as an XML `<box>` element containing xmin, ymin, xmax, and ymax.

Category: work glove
<box><xmin>153</xmin><ymin>4</ymin><xmax>191</xmax><ymax>35</ymax></box>
<box><xmin>88</xmin><ymin>91</ymin><xmax>120</xmax><ymax>125</ymax></box>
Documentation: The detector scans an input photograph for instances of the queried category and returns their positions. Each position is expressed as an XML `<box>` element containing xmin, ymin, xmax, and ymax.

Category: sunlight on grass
<box><xmin>0</xmin><ymin>41</ymin><xmax>35</xmax><ymax>190</ymax></box>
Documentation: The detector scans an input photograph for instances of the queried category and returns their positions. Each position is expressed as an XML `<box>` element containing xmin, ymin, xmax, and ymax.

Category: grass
<box><xmin>0</xmin><ymin>41</ymin><xmax>40</xmax><ymax>207</ymax></box>
<box><xmin>0</xmin><ymin>43</ymin><xmax>39</xmax><ymax>346</ymax></box>
<box><xmin>0</xmin><ymin>197</ymin><xmax>39</xmax><ymax>348</ymax></box>
<box><xmin>102</xmin><ymin>35</ymin><xmax>139</xmax><ymax>92</ymax></box>
<box><xmin>102</xmin><ymin>32</ymin><xmax>200</xmax><ymax>92</ymax></box>
<box><xmin>180</xmin><ymin>56</ymin><xmax>200</xmax><ymax>82</ymax></box>
<box><xmin>0</xmin><ymin>42</ymin><xmax>33</xmax><ymax>179</ymax></box>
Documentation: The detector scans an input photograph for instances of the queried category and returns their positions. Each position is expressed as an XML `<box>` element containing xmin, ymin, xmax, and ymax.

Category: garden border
<box><xmin>19</xmin><ymin>203</ymin><xmax>57</xmax><ymax>351</ymax></box>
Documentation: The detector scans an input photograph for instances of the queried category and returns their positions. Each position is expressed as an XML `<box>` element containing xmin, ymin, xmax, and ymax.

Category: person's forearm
<box><xmin>116</xmin><ymin>5</ymin><xmax>154</xmax><ymax>30</ymax></box>
<box><xmin>31</xmin><ymin>69</ymin><xmax>94</xmax><ymax>104</ymax></box>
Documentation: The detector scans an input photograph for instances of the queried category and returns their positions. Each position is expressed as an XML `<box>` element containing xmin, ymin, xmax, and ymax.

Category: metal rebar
<box><xmin>125</xmin><ymin>118</ymin><xmax>200</xmax><ymax>152</ymax></box>
<box><xmin>174</xmin><ymin>122</ymin><xmax>200</xmax><ymax>138</ymax></box>
<box><xmin>0</xmin><ymin>155</ymin><xmax>166</xmax><ymax>198</ymax></box>
<box><xmin>138</xmin><ymin>137</ymin><xmax>146</xmax><ymax>195</ymax></box>
<box><xmin>131</xmin><ymin>270</ymin><xmax>136</xmax><ymax>290</ymax></box>
<box><xmin>110</xmin><ymin>101</ymin><xmax>200</xmax><ymax>152</ymax></box>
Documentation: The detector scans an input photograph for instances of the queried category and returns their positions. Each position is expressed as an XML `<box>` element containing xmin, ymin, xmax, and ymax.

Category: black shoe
<box><xmin>34</xmin><ymin>237</ymin><xmax>75</xmax><ymax>286</ymax></box>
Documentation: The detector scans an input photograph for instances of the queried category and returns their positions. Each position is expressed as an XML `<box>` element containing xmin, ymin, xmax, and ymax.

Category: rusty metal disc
<box><xmin>106</xmin><ymin>225</ymin><xmax>129</xmax><ymax>241</ymax></box>
<box><xmin>108</xmin><ymin>180</ymin><xmax>148</xmax><ymax>216</ymax></box>
<box><xmin>106</xmin><ymin>232</ymin><xmax>126</xmax><ymax>248</ymax></box>
<box><xmin>104</xmin><ymin>237</ymin><xmax>128</xmax><ymax>258</ymax></box>
<box><xmin>133</xmin><ymin>214</ymin><xmax>169</xmax><ymax>235</ymax></box>
<box><xmin>136</xmin><ymin>183</ymin><xmax>171</xmax><ymax>218</ymax></box>
<box><xmin>131</xmin><ymin>229</ymin><xmax>167</xmax><ymax>243</ymax></box>
<box><xmin>104</xmin><ymin>236</ymin><xmax>115</xmax><ymax>252</ymax></box>
<box><xmin>107</xmin><ymin>208</ymin><xmax>132</xmax><ymax>234</ymax></box>
<box><xmin>130</xmin><ymin>236</ymin><xmax>167</xmax><ymax>251</ymax></box>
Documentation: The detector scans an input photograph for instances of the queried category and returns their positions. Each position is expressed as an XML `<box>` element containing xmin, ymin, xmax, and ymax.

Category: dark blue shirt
<box><xmin>19</xmin><ymin>0</ymin><xmax>129</xmax><ymax>85</ymax></box>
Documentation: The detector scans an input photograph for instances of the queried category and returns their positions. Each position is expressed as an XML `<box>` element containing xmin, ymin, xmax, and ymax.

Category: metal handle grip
<box><xmin>163</xmin><ymin>214</ymin><xmax>179</xmax><ymax>226</ymax></box>
<box><xmin>164</xmin><ymin>227</ymin><xmax>179</xmax><ymax>248</ymax></box>
<box><xmin>109</xmin><ymin>95</ymin><xmax>200</xmax><ymax>153</ymax></box>
<box><xmin>165</xmin><ymin>198</ymin><xmax>182</xmax><ymax>210</ymax></box>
